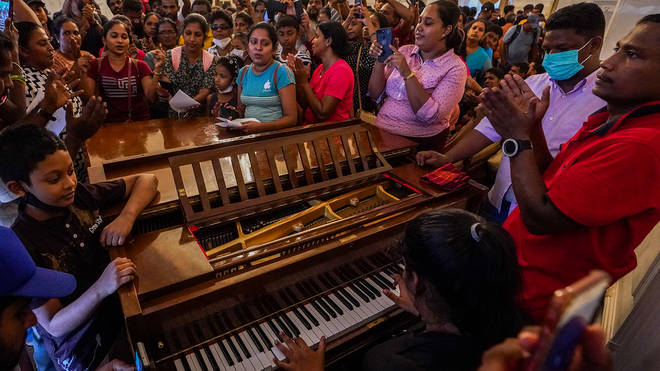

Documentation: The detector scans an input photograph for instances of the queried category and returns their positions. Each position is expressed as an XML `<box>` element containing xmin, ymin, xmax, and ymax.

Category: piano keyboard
<box><xmin>166</xmin><ymin>253</ymin><xmax>405</xmax><ymax>371</ymax></box>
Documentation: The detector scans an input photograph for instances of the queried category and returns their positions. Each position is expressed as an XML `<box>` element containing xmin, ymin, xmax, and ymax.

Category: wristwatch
<box><xmin>502</xmin><ymin>138</ymin><xmax>532</xmax><ymax>158</ymax></box>
<box><xmin>36</xmin><ymin>106</ymin><xmax>56</xmax><ymax>121</ymax></box>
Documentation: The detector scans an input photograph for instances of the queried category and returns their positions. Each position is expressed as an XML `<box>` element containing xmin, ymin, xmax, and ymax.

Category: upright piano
<box><xmin>87</xmin><ymin>118</ymin><xmax>487</xmax><ymax>370</ymax></box>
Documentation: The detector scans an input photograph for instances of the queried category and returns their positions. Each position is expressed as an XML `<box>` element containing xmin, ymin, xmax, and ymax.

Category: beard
<box><xmin>307</xmin><ymin>7</ymin><xmax>319</xmax><ymax>20</ymax></box>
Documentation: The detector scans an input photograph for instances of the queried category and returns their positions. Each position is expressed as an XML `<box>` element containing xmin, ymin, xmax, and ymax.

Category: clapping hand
<box><xmin>40</xmin><ymin>71</ymin><xmax>83</xmax><ymax>114</ymax></box>
<box><xmin>286</xmin><ymin>55</ymin><xmax>309</xmax><ymax>84</ymax></box>
<box><xmin>66</xmin><ymin>95</ymin><xmax>107</xmax><ymax>141</ymax></box>
<box><xmin>477</xmin><ymin>75</ymin><xmax>550</xmax><ymax>140</ymax></box>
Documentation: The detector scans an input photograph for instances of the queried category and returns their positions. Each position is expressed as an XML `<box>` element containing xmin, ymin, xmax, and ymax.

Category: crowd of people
<box><xmin>1</xmin><ymin>0</ymin><xmax>660</xmax><ymax>370</ymax></box>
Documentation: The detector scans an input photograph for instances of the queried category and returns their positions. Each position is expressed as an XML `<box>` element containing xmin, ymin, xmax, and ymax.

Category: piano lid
<box><xmin>168</xmin><ymin>122</ymin><xmax>392</xmax><ymax>225</ymax></box>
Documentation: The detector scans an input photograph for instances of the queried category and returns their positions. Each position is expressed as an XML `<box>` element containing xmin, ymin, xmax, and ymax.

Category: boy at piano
<box><xmin>273</xmin><ymin>209</ymin><xmax>525</xmax><ymax>371</ymax></box>
<box><xmin>0</xmin><ymin>124</ymin><xmax>158</xmax><ymax>370</ymax></box>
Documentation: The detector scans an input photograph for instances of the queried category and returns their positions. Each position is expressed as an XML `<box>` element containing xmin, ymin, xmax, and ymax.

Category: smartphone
<box><xmin>376</xmin><ymin>28</ymin><xmax>393</xmax><ymax>63</ymax></box>
<box><xmin>354</xmin><ymin>0</ymin><xmax>364</xmax><ymax>18</ymax></box>
<box><xmin>266</xmin><ymin>0</ymin><xmax>288</xmax><ymax>20</ymax></box>
<box><xmin>159</xmin><ymin>80</ymin><xmax>173</xmax><ymax>93</ymax></box>
<box><xmin>293</xmin><ymin>0</ymin><xmax>304</xmax><ymax>19</ymax></box>
<box><xmin>526</xmin><ymin>270</ymin><xmax>611</xmax><ymax>371</ymax></box>
<box><xmin>0</xmin><ymin>0</ymin><xmax>12</xmax><ymax>32</ymax></box>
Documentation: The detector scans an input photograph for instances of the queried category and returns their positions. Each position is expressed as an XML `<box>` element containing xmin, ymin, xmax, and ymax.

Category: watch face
<box><xmin>503</xmin><ymin>139</ymin><xmax>518</xmax><ymax>156</ymax></box>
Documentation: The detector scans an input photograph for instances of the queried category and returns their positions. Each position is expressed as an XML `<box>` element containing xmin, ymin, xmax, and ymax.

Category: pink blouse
<box><xmin>375</xmin><ymin>45</ymin><xmax>467</xmax><ymax>138</ymax></box>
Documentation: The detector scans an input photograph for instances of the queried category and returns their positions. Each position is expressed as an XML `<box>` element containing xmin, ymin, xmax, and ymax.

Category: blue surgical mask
<box><xmin>542</xmin><ymin>38</ymin><xmax>593</xmax><ymax>80</ymax></box>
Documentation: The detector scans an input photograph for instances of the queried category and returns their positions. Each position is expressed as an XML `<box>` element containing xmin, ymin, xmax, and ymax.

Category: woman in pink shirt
<box><xmin>368</xmin><ymin>0</ymin><xmax>466</xmax><ymax>150</ymax></box>
<box><xmin>289</xmin><ymin>21</ymin><xmax>355</xmax><ymax>124</ymax></box>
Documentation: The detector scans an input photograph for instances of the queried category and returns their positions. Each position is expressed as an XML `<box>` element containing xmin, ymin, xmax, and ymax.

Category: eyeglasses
<box><xmin>212</xmin><ymin>24</ymin><xmax>232</xmax><ymax>30</ymax></box>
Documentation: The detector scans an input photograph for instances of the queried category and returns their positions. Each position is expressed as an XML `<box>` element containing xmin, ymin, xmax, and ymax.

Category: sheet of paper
<box><xmin>169</xmin><ymin>90</ymin><xmax>200</xmax><ymax>113</ymax></box>
<box><xmin>215</xmin><ymin>117</ymin><xmax>260</xmax><ymax>128</ymax></box>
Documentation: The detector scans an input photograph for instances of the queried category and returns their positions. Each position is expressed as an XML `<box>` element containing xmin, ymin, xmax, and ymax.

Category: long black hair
<box><xmin>318</xmin><ymin>21</ymin><xmax>351</xmax><ymax>57</ymax></box>
<box><xmin>429</xmin><ymin>0</ymin><xmax>463</xmax><ymax>54</ymax></box>
<box><xmin>400</xmin><ymin>209</ymin><xmax>524</xmax><ymax>353</ymax></box>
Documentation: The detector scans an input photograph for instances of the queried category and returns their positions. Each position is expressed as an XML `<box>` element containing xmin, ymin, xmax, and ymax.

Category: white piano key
<box><xmin>210</xmin><ymin>343</ymin><xmax>234</xmax><ymax>371</ymax></box>
<box><xmin>223</xmin><ymin>339</ymin><xmax>246</xmax><ymax>371</ymax></box>
<box><xmin>241</xmin><ymin>330</ymin><xmax>271</xmax><ymax>370</ymax></box>
<box><xmin>198</xmin><ymin>348</ymin><xmax>215</xmax><ymax>371</ymax></box>
<box><xmin>174</xmin><ymin>358</ymin><xmax>186</xmax><ymax>371</ymax></box>
<box><xmin>284</xmin><ymin>311</ymin><xmax>313</xmax><ymax>345</ymax></box>
<box><xmin>238</xmin><ymin>331</ymin><xmax>262</xmax><ymax>371</ymax></box>
<box><xmin>186</xmin><ymin>353</ymin><xmax>203</xmax><ymax>371</ymax></box>
<box><xmin>230</xmin><ymin>334</ymin><xmax>255</xmax><ymax>371</ymax></box>
<box><xmin>331</xmin><ymin>292</ymin><xmax>360</xmax><ymax>326</ymax></box>
<box><xmin>303</xmin><ymin>303</ymin><xmax>334</xmax><ymax>338</ymax></box>
<box><xmin>271</xmin><ymin>345</ymin><xmax>286</xmax><ymax>362</ymax></box>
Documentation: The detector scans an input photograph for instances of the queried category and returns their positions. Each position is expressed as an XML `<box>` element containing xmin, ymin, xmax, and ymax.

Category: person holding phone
<box><xmin>272</xmin><ymin>209</ymin><xmax>524</xmax><ymax>371</ymax></box>
<box><xmin>368</xmin><ymin>0</ymin><xmax>466</xmax><ymax>150</ymax></box>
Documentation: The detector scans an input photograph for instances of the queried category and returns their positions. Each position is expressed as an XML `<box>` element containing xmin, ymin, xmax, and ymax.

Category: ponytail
<box><xmin>400</xmin><ymin>209</ymin><xmax>523</xmax><ymax>353</ymax></box>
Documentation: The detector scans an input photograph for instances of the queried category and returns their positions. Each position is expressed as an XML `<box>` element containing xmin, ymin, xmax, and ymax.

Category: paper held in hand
<box><xmin>215</xmin><ymin>117</ymin><xmax>260</xmax><ymax>128</ymax></box>
<box><xmin>169</xmin><ymin>90</ymin><xmax>200</xmax><ymax>113</ymax></box>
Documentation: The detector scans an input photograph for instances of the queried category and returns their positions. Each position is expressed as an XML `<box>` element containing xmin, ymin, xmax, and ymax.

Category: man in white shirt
<box><xmin>417</xmin><ymin>3</ymin><xmax>607</xmax><ymax>223</ymax></box>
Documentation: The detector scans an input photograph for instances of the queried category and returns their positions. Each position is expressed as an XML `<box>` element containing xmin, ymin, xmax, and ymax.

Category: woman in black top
<box><xmin>273</xmin><ymin>209</ymin><xmax>524</xmax><ymax>371</ymax></box>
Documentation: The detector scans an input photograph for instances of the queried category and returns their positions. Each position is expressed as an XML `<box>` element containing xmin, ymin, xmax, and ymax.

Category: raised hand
<box><xmin>151</xmin><ymin>48</ymin><xmax>165</xmax><ymax>73</ymax></box>
<box><xmin>273</xmin><ymin>333</ymin><xmax>326</xmax><ymax>371</ymax></box>
<box><xmin>66</xmin><ymin>95</ymin><xmax>106</xmax><ymax>141</ymax></box>
<box><xmin>40</xmin><ymin>72</ymin><xmax>83</xmax><ymax>114</ymax></box>
<box><xmin>499</xmin><ymin>74</ymin><xmax>550</xmax><ymax>125</ymax></box>
<box><xmin>478</xmin><ymin>86</ymin><xmax>540</xmax><ymax>140</ymax></box>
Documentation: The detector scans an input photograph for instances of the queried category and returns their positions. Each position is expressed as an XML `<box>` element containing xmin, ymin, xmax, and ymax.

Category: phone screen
<box><xmin>0</xmin><ymin>0</ymin><xmax>10</xmax><ymax>32</ymax></box>
<box><xmin>376</xmin><ymin>28</ymin><xmax>393</xmax><ymax>63</ymax></box>
<box><xmin>266</xmin><ymin>0</ymin><xmax>288</xmax><ymax>20</ymax></box>
<box><xmin>293</xmin><ymin>0</ymin><xmax>304</xmax><ymax>19</ymax></box>
<box><xmin>526</xmin><ymin>271</ymin><xmax>611</xmax><ymax>371</ymax></box>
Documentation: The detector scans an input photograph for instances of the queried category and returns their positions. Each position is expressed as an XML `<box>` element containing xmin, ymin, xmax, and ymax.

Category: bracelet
<box><xmin>404</xmin><ymin>71</ymin><xmax>415</xmax><ymax>81</ymax></box>
<box><xmin>11</xmin><ymin>62</ymin><xmax>24</xmax><ymax>75</ymax></box>
<box><xmin>10</xmin><ymin>75</ymin><xmax>26</xmax><ymax>86</ymax></box>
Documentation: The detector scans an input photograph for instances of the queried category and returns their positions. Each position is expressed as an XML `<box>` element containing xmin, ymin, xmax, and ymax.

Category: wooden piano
<box><xmin>87</xmin><ymin>118</ymin><xmax>487</xmax><ymax>370</ymax></box>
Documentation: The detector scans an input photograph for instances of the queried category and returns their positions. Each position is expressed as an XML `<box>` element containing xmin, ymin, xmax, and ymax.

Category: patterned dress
<box><xmin>161</xmin><ymin>48</ymin><xmax>218</xmax><ymax>117</ymax></box>
<box><xmin>24</xmin><ymin>66</ymin><xmax>88</xmax><ymax>183</ymax></box>
<box><xmin>344</xmin><ymin>40</ymin><xmax>376</xmax><ymax>114</ymax></box>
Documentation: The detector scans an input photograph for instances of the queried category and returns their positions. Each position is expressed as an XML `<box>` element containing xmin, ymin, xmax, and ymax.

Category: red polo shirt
<box><xmin>504</xmin><ymin>101</ymin><xmax>660</xmax><ymax>323</ymax></box>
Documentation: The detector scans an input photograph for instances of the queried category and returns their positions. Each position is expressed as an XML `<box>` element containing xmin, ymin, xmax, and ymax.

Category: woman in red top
<box><xmin>288</xmin><ymin>21</ymin><xmax>355</xmax><ymax>124</ymax></box>
<box><xmin>82</xmin><ymin>19</ymin><xmax>161</xmax><ymax>122</ymax></box>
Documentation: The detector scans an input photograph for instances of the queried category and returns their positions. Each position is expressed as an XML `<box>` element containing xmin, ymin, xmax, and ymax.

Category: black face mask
<box><xmin>23</xmin><ymin>192</ymin><xmax>69</xmax><ymax>214</ymax></box>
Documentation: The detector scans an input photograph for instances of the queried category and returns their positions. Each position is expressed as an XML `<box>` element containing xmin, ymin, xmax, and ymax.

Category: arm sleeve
<box><xmin>502</xmin><ymin>26</ymin><xmax>515</xmax><ymax>43</ymax></box>
<box><xmin>483</xmin><ymin>56</ymin><xmax>492</xmax><ymax>71</ymax></box>
<box><xmin>548</xmin><ymin>142</ymin><xmax>660</xmax><ymax>226</ymax></box>
<box><xmin>86</xmin><ymin>59</ymin><xmax>99</xmax><ymax>80</ymax></box>
<box><xmin>415</xmin><ymin>63</ymin><xmax>467</xmax><ymax>124</ymax></box>
<box><xmin>322</xmin><ymin>65</ymin><xmax>353</xmax><ymax>100</ymax></box>
<box><xmin>77</xmin><ymin>179</ymin><xmax>127</xmax><ymax>210</ymax></box>
<box><xmin>276</xmin><ymin>64</ymin><xmax>296</xmax><ymax>89</ymax></box>
<box><xmin>137</xmin><ymin>60</ymin><xmax>153</xmax><ymax>78</ymax></box>
<box><xmin>474</xmin><ymin>115</ymin><xmax>502</xmax><ymax>142</ymax></box>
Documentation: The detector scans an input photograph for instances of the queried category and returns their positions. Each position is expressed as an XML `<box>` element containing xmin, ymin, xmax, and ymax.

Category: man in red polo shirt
<box><xmin>477</xmin><ymin>14</ymin><xmax>660</xmax><ymax>322</ymax></box>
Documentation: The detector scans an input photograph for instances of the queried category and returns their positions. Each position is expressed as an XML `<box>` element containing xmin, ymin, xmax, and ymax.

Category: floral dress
<box><xmin>161</xmin><ymin>47</ymin><xmax>218</xmax><ymax>117</ymax></box>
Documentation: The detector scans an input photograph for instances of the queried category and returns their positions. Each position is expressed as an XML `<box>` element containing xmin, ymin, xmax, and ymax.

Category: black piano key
<box><xmin>356</xmin><ymin>279</ymin><xmax>377</xmax><ymax>300</ymax></box>
<box><xmin>195</xmin><ymin>349</ymin><xmax>209</xmax><ymax>371</ymax></box>
<box><xmin>282</xmin><ymin>312</ymin><xmax>300</xmax><ymax>336</ymax></box>
<box><xmin>324</xmin><ymin>293</ymin><xmax>344</xmax><ymax>315</ymax></box>
<box><xmin>225</xmin><ymin>336</ymin><xmax>243</xmax><ymax>362</ymax></box>
<box><xmin>280</xmin><ymin>290</ymin><xmax>311</xmax><ymax>330</ymax></box>
<box><xmin>256</xmin><ymin>323</ymin><xmax>273</xmax><ymax>348</ymax></box>
<box><xmin>262</xmin><ymin>297</ymin><xmax>294</xmax><ymax>339</ymax></box>
<box><xmin>333</xmin><ymin>268</ymin><xmax>370</xmax><ymax>303</ymax></box>
<box><xmin>217</xmin><ymin>341</ymin><xmax>234</xmax><ymax>366</ymax></box>
<box><xmin>369</xmin><ymin>273</ymin><xmax>390</xmax><ymax>291</ymax></box>
<box><xmin>300</xmin><ymin>303</ymin><xmax>320</xmax><ymax>327</ymax></box>
<box><xmin>233</xmin><ymin>332</ymin><xmax>251</xmax><ymax>359</ymax></box>
<box><xmin>246</xmin><ymin>326</ymin><xmax>264</xmax><ymax>352</ymax></box>
<box><xmin>202</xmin><ymin>346</ymin><xmax>220</xmax><ymax>370</ymax></box>
<box><xmin>273</xmin><ymin>314</ymin><xmax>293</xmax><ymax>338</ymax></box>
<box><xmin>309</xmin><ymin>298</ymin><xmax>330</xmax><ymax>322</ymax></box>
<box><xmin>333</xmin><ymin>288</ymin><xmax>353</xmax><ymax>311</ymax></box>
<box><xmin>378</xmin><ymin>271</ymin><xmax>397</xmax><ymax>289</ymax></box>
<box><xmin>355</xmin><ymin>273</ymin><xmax>381</xmax><ymax>298</ymax></box>
<box><xmin>266</xmin><ymin>318</ymin><xmax>284</xmax><ymax>342</ymax></box>
<box><xmin>316</xmin><ymin>295</ymin><xmax>336</xmax><ymax>318</ymax></box>
<box><xmin>181</xmin><ymin>355</ymin><xmax>192</xmax><ymax>371</ymax></box>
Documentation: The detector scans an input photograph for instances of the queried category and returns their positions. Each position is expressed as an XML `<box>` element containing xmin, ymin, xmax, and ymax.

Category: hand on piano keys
<box><xmin>383</xmin><ymin>273</ymin><xmax>419</xmax><ymax>316</ymax></box>
<box><xmin>272</xmin><ymin>332</ymin><xmax>326</xmax><ymax>371</ymax></box>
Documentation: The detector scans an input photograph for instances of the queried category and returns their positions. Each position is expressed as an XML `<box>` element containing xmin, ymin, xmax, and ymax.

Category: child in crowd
<box><xmin>275</xmin><ymin>15</ymin><xmax>312</xmax><ymax>66</ymax></box>
<box><xmin>0</xmin><ymin>124</ymin><xmax>158</xmax><ymax>370</ymax></box>
<box><xmin>230</xmin><ymin>32</ymin><xmax>250</xmax><ymax>63</ymax></box>
<box><xmin>207</xmin><ymin>56</ymin><xmax>243</xmax><ymax>120</ymax></box>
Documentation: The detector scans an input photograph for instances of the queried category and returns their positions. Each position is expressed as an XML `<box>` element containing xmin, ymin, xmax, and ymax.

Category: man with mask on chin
<box><xmin>417</xmin><ymin>2</ymin><xmax>606</xmax><ymax>223</ymax></box>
